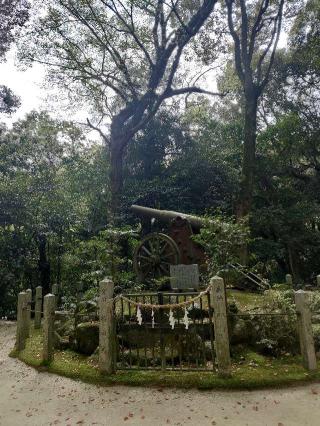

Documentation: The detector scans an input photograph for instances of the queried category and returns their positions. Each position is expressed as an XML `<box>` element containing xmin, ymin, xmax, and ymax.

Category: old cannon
<box><xmin>131</xmin><ymin>205</ymin><xmax>206</xmax><ymax>282</ymax></box>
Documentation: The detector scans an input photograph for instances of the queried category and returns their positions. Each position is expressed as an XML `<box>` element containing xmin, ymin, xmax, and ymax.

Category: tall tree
<box><xmin>0</xmin><ymin>0</ymin><xmax>30</xmax><ymax>113</ymax></box>
<box><xmin>224</xmin><ymin>0</ymin><xmax>288</xmax><ymax>219</ymax></box>
<box><xmin>123</xmin><ymin>106</ymin><xmax>238</xmax><ymax>214</ymax></box>
<box><xmin>20</xmin><ymin>0</ymin><xmax>219</xmax><ymax>216</ymax></box>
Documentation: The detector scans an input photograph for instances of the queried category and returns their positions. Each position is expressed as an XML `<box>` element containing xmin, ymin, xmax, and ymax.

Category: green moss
<box><xmin>13</xmin><ymin>327</ymin><xmax>320</xmax><ymax>390</ymax></box>
<box><xmin>227</xmin><ymin>289</ymin><xmax>265</xmax><ymax>310</ymax></box>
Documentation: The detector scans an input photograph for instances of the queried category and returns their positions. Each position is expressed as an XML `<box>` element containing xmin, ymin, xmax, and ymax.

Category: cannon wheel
<box><xmin>133</xmin><ymin>233</ymin><xmax>180</xmax><ymax>282</ymax></box>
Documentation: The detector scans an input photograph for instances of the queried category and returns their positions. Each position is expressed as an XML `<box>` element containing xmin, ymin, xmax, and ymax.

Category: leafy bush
<box><xmin>230</xmin><ymin>289</ymin><xmax>299</xmax><ymax>356</ymax></box>
<box><xmin>313</xmin><ymin>324</ymin><xmax>320</xmax><ymax>352</ymax></box>
<box><xmin>193</xmin><ymin>214</ymin><xmax>250</xmax><ymax>275</ymax></box>
<box><xmin>309</xmin><ymin>292</ymin><xmax>320</xmax><ymax>313</ymax></box>
<box><xmin>61</xmin><ymin>227</ymin><xmax>136</xmax><ymax>300</ymax></box>
<box><xmin>253</xmin><ymin>290</ymin><xmax>298</xmax><ymax>355</ymax></box>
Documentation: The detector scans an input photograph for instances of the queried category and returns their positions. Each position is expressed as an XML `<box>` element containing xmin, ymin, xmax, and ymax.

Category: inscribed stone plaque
<box><xmin>170</xmin><ymin>264</ymin><xmax>199</xmax><ymax>289</ymax></box>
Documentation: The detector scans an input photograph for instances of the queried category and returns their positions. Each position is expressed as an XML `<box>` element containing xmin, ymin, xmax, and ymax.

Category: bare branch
<box><xmin>239</xmin><ymin>0</ymin><xmax>249</xmax><ymax>69</ymax></box>
<box><xmin>259</xmin><ymin>0</ymin><xmax>285</xmax><ymax>92</ymax></box>
<box><xmin>101</xmin><ymin>0</ymin><xmax>155</xmax><ymax>68</ymax></box>
<box><xmin>225</xmin><ymin>0</ymin><xmax>245</xmax><ymax>83</ymax></box>
<box><xmin>164</xmin><ymin>86</ymin><xmax>226</xmax><ymax>97</ymax></box>
<box><xmin>256</xmin><ymin>9</ymin><xmax>281</xmax><ymax>84</ymax></box>
<box><xmin>86</xmin><ymin>118</ymin><xmax>110</xmax><ymax>145</ymax></box>
<box><xmin>248</xmin><ymin>0</ymin><xmax>270</xmax><ymax>59</ymax></box>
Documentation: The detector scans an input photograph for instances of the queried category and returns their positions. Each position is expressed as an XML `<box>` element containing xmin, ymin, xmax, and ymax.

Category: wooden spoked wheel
<box><xmin>133</xmin><ymin>233</ymin><xmax>180</xmax><ymax>282</ymax></box>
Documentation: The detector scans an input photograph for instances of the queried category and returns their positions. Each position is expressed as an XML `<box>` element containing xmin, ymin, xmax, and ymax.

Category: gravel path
<box><xmin>1</xmin><ymin>321</ymin><xmax>320</xmax><ymax>426</ymax></box>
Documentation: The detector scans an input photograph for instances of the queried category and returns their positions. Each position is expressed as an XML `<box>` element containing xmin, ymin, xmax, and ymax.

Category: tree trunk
<box><xmin>236</xmin><ymin>91</ymin><xmax>258</xmax><ymax>265</ymax></box>
<box><xmin>38</xmin><ymin>234</ymin><xmax>50</xmax><ymax>294</ymax></box>
<box><xmin>237</xmin><ymin>93</ymin><xmax>258</xmax><ymax>220</ymax></box>
<box><xmin>109</xmin><ymin>139</ymin><xmax>125</xmax><ymax>221</ymax></box>
<box><xmin>287</xmin><ymin>244</ymin><xmax>301</xmax><ymax>286</ymax></box>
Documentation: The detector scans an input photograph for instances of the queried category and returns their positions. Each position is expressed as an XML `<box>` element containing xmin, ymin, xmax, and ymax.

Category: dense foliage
<box><xmin>0</xmin><ymin>0</ymin><xmax>320</xmax><ymax>316</ymax></box>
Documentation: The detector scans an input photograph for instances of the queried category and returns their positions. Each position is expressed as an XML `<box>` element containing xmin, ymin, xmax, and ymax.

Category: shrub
<box><xmin>253</xmin><ymin>290</ymin><xmax>298</xmax><ymax>355</ymax></box>
<box><xmin>61</xmin><ymin>227</ymin><xmax>136</xmax><ymax>300</ymax></box>
<box><xmin>230</xmin><ymin>289</ymin><xmax>299</xmax><ymax>356</ymax></box>
<box><xmin>193</xmin><ymin>214</ymin><xmax>250</xmax><ymax>275</ymax></box>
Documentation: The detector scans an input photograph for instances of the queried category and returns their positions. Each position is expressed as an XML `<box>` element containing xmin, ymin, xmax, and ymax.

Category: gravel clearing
<box><xmin>1</xmin><ymin>321</ymin><xmax>320</xmax><ymax>426</ymax></box>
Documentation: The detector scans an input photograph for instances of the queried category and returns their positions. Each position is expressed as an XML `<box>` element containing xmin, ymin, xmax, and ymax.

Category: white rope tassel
<box><xmin>169</xmin><ymin>308</ymin><xmax>176</xmax><ymax>330</ymax></box>
<box><xmin>151</xmin><ymin>308</ymin><xmax>155</xmax><ymax>328</ymax></box>
<box><xmin>183</xmin><ymin>307</ymin><xmax>189</xmax><ymax>330</ymax></box>
<box><xmin>136</xmin><ymin>305</ymin><xmax>143</xmax><ymax>325</ymax></box>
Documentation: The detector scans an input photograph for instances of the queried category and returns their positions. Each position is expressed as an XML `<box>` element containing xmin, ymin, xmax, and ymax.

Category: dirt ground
<box><xmin>1</xmin><ymin>321</ymin><xmax>320</xmax><ymax>426</ymax></box>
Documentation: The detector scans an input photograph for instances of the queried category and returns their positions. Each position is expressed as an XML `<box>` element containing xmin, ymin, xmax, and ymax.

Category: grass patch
<box><xmin>11</xmin><ymin>326</ymin><xmax>320</xmax><ymax>390</ymax></box>
<box><xmin>227</xmin><ymin>289</ymin><xmax>265</xmax><ymax>311</ymax></box>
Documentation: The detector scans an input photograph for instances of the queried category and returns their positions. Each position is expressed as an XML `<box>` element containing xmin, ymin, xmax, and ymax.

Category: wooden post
<box><xmin>294</xmin><ymin>290</ymin><xmax>317</xmax><ymax>371</ymax></box>
<box><xmin>286</xmin><ymin>274</ymin><xmax>293</xmax><ymax>286</ymax></box>
<box><xmin>99</xmin><ymin>278</ymin><xmax>115</xmax><ymax>374</ymax></box>
<box><xmin>317</xmin><ymin>275</ymin><xmax>320</xmax><ymax>288</ymax></box>
<box><xmin>25</xmin><ymin>288</ymin><xmax>32</xmax><ymax>338</ymax></box>
<box><xmin>34</xmin><ymin>286</ymin><xmax>43</xmax><ymax>329</ymax></box>
<box><xmin>210</xmin><ymin>276</ymin><xmax>231</xmax><ymax>377</ymax></box>
<box><xmin>16</xmin><ymin>292</ymin><xmax>28</xmax><ymax>351</ymax></box>
<box><xmin>43</xmin><ymin>294</ymin><xmax>55</xmax><ymax>363</ymax></box>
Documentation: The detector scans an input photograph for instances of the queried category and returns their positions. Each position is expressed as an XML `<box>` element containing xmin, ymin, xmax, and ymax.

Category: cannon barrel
<box><xmin>131</xmin><ymin>205</ymin><xmax>204</xmax><ymax>230</ymax></box>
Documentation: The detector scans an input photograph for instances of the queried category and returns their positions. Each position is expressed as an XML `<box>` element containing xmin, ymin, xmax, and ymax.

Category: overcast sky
<box><xmin>0</xmin><ymin>49</ymin><xmax>45</xmax><ymax>125</ymax></box>
<box><xmin>0</xmin><ymin>49</ymin><xmax>91</xmax><ymax>127</ymax></box>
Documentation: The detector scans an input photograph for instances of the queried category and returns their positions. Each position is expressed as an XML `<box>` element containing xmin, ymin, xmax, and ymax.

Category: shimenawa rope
<box><xmin>118</xmin><ymin>284</ymin><xmax>212</xmax><ymax>310</ymax></box>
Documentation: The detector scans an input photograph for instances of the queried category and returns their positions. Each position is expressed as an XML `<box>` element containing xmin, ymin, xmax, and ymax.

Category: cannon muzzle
<box><xmin>130</xmin><ymin>205</ymin><xmax>204</xmax><ymax>230</ymax></box>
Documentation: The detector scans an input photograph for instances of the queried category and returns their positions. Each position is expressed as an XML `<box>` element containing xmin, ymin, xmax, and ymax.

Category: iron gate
<box><xmin>115</xmin><ymin>291</ymin><xmax>215</xmax><ymax>371</ymax></box>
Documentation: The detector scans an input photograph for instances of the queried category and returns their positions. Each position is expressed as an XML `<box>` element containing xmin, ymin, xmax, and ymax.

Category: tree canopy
<box><xmin>20</xmin><ymin>0</ymin><xmax>221</xmax><ymax>214</ymax></box>
<box><xmin>0</xmin><ymin>0</ymin><xmax>320</xmax><ymax>315</ymax></box>
<box><xmin>0</xmin><ymin>0</ymin><xmax>30</xmax><ymax>113</ymax></box>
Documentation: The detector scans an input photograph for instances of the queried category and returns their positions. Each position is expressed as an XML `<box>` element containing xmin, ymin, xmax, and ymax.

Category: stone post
<box><xmin>210</xmin><ymin>276</ymin><xmax>231</xmax><ymax>377</ymax></box>
<box><xmin>16</xmin><ymin>292</ymin><xmax>28</xmax><ymax>351</ymax></box>
<box><xmin>99</xmin><ymin>278</ymin><xmax>115</xmax><ymax>374</ymax></box>
<box><xmin>34</xmin><ymin>286</ymin><xmax>43</xmax><ymax>329</ymax></box>
<box><xmin>316</xmin><ymin>275</ymin><xmax>320</xmax><ymax>288</ymax></box>
<box><xmin>43</xmin><ymin>294</ymin><xmax>55</xmax><ymax>363</ymax></box>
<box><xmin>25</xmin><ymin>288</ymin><xmax>32</xmax><ymax>338</ymax></box>
<box><xmin>294</xmin><ymin>290</ymin><xmax>317</xmax><ymax>371</ymax></box>
<box><xmin>286</xmin><ymin>274</ymin><xmax>293</xmax><ymax>286</ymax></box>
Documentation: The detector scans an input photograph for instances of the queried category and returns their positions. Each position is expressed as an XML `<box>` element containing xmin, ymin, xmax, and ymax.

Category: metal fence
<box><xmin>115</xmin><ymin>291</ymin><xmax>215</xmax><ymax>371</ymax></box>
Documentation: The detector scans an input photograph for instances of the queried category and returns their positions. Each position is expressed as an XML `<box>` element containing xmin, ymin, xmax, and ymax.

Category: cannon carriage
<box><xmin>131</xmin><ymin>205</ymin><xmax>206</xmax><ymax>282</ymax></box>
